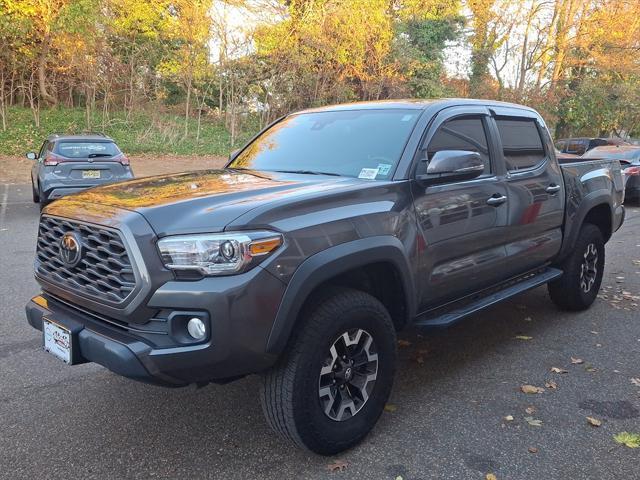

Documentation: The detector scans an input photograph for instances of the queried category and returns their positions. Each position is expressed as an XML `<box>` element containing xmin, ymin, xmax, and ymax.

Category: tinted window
<box><xmin>229</xmin><ymin>109</ymin><xmax>421</xmax><ymax>179</ymax></box>
<box><xmin>420</xmin><ymin>117</ymin><xmax>491</xmax><ymax>175</ymax></box>
<box><xmin>54</xmin><ymin>141</ymin><xmax>121</xmax><ymax>158</ymax></box>
<box><xmin>495</xmin><ymin>117</ymin><xmax>546</xmax><ymax>171</ymax></box>
<box><xmin>37</xmin><ymin>141</ymin><xmax>48</xmax><ymax>159</ymax></box>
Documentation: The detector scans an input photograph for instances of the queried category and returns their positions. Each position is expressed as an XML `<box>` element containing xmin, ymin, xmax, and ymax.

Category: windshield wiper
<box><xmin>272</xmin><ymin>169</ymin><xmax>342</xmax><ymax>176</ymax></box>
<box><xmin>87</xmin><ymin>153</ymin><xmax>113</xmax><ymax>158</ymax></box>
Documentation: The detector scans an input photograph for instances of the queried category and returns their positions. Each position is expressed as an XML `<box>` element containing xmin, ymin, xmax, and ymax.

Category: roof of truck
<box><xmin>296</xmin><ymin>98</ymin><xmax>538</xmax><ymax>114</ymax></box>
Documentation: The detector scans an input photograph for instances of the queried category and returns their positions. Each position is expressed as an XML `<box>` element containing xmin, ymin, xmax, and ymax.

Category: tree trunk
<box><xmin>38</xmin><ymin>33</ymin><xmax>57</xmax><ymax>105</ymax></box>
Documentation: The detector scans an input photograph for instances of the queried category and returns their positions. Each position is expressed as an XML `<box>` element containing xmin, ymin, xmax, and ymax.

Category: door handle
<box><xmin>486</xmin><ymin>194</ymin><xmax>507</xmax><ymax>206</ymax></box>
<box><xmin>546</xmin><ymin>184</ymin><xmax>561</xmax><ymax>194</ymax></box>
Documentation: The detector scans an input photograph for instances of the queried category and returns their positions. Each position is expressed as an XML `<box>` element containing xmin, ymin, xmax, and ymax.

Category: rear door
<box><xmin>411</xmin><ymin>106</ymin><xmax>509</xmax><ymax>308</ymax></box>
<box><xmin>487</xmin><ymin>107</ymin><xmax>564</xmax><ymax>278</ymax></box>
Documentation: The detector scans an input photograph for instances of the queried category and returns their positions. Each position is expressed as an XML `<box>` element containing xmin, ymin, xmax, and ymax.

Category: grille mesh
<box><xmin>36</xmin><ymin>216</ymin><xmax>136</xmax><ymax>303</ymax></box>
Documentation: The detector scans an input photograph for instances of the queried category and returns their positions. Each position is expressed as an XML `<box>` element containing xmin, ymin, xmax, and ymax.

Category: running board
<box><xmin>413</xmin><ymin>267</ymin><xmax>563</xmax><ymax>329</ymax></box>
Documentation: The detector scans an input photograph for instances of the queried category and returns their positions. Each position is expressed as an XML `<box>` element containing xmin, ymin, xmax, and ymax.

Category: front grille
<box><xmin>36</xmin><ymin>216</ymin><xmax>137</xmax><ymax>304</ymax></box>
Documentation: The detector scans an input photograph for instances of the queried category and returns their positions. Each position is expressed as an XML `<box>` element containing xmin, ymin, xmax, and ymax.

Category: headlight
<box><xmin>157</xmin><ymin>231</ymin><xmax>283</xmax><ymax>276</ymax></box>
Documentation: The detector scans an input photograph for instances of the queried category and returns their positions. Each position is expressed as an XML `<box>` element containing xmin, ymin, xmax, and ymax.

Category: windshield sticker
<box><xmin>376</xmin><ymin>164</ymin><xmax>392</xmax><ymax>176</ymax></box>
<box><xmin>358</xmin><ymin>168</ymin><xmax>379</xmax><ymax>180</ymax></box>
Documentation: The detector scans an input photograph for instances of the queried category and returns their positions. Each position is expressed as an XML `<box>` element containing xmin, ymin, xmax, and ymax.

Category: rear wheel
<box><xmin>31</xmin><ymin>180</ymin><xmax>39</xmax><ymax>203</ymax></box>
<box><xmin>548</xmin><ymin>223</ymin><xmax>605</xmax><ymax>311</ymax></box>
<box><xmin>260</xmin><ymin>287</ymin><xmax>397</xmax><ymax>455</ymax></box>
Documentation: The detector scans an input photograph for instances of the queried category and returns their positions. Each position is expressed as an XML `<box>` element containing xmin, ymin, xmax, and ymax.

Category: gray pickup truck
<box><xmin>26</xmin><ymin>99</ymin><xmax>625</xmax><ymax>454</ymax></box>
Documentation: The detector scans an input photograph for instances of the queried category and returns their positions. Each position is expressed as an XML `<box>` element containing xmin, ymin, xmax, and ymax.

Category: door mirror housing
<box><xmin>26</xmin><ymin>152</ymin><xmax>37</xmax><ymax>160</ymax></box>
<box><xmin>229</xmin><ymin>149</ymin><xmax>240</xmax><ymax>162</ymax></box>
<box><xmin>416</xmin><ymin>150</ymin><xmax>485</xmax><ymax>186</ymax></box>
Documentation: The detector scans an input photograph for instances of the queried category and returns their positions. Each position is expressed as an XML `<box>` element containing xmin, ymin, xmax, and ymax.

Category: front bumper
<box><xmin>26</xmin><ymin>266</ymin><xmax>286</xmax><ymax>386</ymax></box>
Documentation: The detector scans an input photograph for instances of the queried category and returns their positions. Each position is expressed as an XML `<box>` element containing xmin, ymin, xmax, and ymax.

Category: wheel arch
<box><xmin>557</xmin><ymin>193</ymin><xmax>613</xmax><ymax>262</ymax></box>
<box><xmin>265</xmin><ymin>236</ymin><xmax>416</xmax><ymax>355</ymax></box>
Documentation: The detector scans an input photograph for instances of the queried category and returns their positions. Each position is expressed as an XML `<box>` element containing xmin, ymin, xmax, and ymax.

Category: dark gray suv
<box><xmin>27</xmin><ymin>133</ymin><xmax>134</xmax><ymax>208</ymax></box>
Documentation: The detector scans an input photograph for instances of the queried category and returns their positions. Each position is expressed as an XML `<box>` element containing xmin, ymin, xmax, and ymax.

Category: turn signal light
<box><xmin>623</xmin><ymin>166</ymin><xmax>640</xmax><ymax>176</ymax></box>
<box><xmin>249</xmin><ymin>237</ymin><xmax>283</xmax><ymax>256</ymax></box>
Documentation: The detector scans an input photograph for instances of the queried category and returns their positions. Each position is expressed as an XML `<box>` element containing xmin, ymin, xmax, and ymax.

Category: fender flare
<box><xmin>558</xmin><ymin>191</ymin><xmax>613</xmax><ymax>261</ymax></box>
<box><xmin>265</xmin><ymin>236</ymin><xmax>416</xmax><ymax>354</ymax></box>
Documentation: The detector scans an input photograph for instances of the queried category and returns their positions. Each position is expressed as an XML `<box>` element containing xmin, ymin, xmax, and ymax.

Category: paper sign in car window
<box><xmin>377</xmin><ymin>164</ymin><xmax>392</xmax><ymax>176</ymax></box>
<box><xmin>358</xmin><ymin>168</ymin><xmax>379</xmax><ymax>180</ymax></box>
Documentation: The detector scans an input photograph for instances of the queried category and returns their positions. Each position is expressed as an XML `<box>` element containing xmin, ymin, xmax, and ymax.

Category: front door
<box><xmin>411</xmin><ymin>106</ymin><xmax>509</xmax><ymax>310</ymax></box>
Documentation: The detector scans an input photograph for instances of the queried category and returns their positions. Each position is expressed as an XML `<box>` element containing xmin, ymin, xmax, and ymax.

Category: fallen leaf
<box><xmin>521</xmin><ymin>384</ymin><xmax>545</xmax><ymax>394</ymax></box>
<box><xmin>414</xmin><ymin>354</ymin><xmax>425</xmax><ymax>364</ymax></box>
<box><xmin>397</xmin><ymin>340</ymin><xmax>411</xmax><ymax>347</ymax></box>
<box><xmin>631</xmin><ymin>378</ymin><xmax>640</xmax><ymax>387</ymax></box>
<box><xmin>486</xmin><ymin>474</ymin><xmax>497</xmax><ymax>480</ymax></box>
<box><xmin>523</xmin><ymin>316</ymin><xmax>532</xmax><ymax>322</ymax></box>
<box><xmin>515</xmin><ymin>335</ymin><xmax>533</xmax><ymax>340</ymax></box>
<box><xmin>590</xmin><ymin>331</ymin><xmax>599</xmax><ymax>334</ymax></box>
<box><xmin>524</xmin><ymin>416</ymin><xmax>543</xmax><ymax>427</ymax></box>
<box><xmin>395</xmin><ymin>477</ymin><xmax>403</xmax><ymax>480</ymax></box>
<box><xmin>571</xmin><ymin>357</ymin><xmax>584</xmax><ymax>365</ymax></box>
<box><xmin>585</xmin><ymin>365</ymin><xmax>597</xmax><ymax>373</ymax></box>
<box><xmin>614</xmin><ymin>432</ymin><xmax>640</xmax><ymax>448</ymax></box>
<box><xmin>587</xmin><ymin>417</ymin><xmax>602</xmax><ymax>427</ymax></box>
<box><xmin>327</xmin><ymin>460</ymin><xmax>348</xmax><ymax>472</ymax></box>
<box><xmin>528</xmin><ymin>447</ymin><xmax>538</xmax><ymax>453</ymax></box>
<box><xmin>525</xmin><ymin>406</ymin><xmax>536</xmax><ymax>414</ymax></box>
<box><xmin>384</xmin><ymin>404</ymin><xmax>397</xmax><ymax>412</ymax></box>
<box><xmin>551</xmin><ymin>367</ymin><xmax>568</xmax><ymax>374</ymax></box>
<box><xmin>545</xmin><ymin>381</ymin><xmax>558</xmax><ymax>389</ymax></box>
<box><xmin>504</xmin><ymin>415</ymin><xmax>514</xmax><ymax>421</ymax></box>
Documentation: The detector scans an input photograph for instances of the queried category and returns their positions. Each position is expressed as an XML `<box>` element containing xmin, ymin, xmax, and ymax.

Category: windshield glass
<box><xmin>228</xmin><ymin>109</ymin><xmax>421</xmax><ymax>179</ymax></box>
<box><xmin>54</xmin><ymin>141</ymin><xmax>121</xmax><ymax>158</ymax></box>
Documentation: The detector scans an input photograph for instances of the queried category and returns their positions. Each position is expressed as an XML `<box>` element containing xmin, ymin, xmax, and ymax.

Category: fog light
<box><xmin>187</xmin><ymin>318</ymin><xmax>206</xmax><ymax>340</ymax></box>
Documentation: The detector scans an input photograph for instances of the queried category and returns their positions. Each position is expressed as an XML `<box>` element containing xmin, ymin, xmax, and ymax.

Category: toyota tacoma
<box><xmin>26</xmin><ymin>99</ymin><xmax>625</xmax><ymax>454</ymax></box>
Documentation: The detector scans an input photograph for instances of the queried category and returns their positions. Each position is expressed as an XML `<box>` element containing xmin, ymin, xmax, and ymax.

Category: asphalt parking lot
<box><xmin>1</xmin><ymin>182</ymin><xmax>639</xmax><ymax>480</ymax></box>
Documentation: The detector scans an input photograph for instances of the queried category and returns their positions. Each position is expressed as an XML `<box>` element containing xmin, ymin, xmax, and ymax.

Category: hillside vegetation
<box><xmin>0</xmin><ymin>107</ymin><xmax>257</xmax><ymax>157</ymax></box>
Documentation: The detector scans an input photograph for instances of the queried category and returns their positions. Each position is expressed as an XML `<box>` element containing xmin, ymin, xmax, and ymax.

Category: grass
<box><xmin>0</xmin><ymin>106</ymin><xmax>259</xmax><ymax>156</ymax></box>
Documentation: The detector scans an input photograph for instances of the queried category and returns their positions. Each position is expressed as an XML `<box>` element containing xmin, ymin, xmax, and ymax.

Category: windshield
<box><xmin>54</xmin><ymin>141</ymin><xmax>121</xmax><ymax>159</ymax></box>
<box><xmin>228</xmin><ymin>109</ymin><xmax>421</xmax><ymax>179</ymax></box>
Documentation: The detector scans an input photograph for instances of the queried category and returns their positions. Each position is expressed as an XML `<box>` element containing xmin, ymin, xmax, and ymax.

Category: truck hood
<box><xmin>51</xmin><ymin>169</ymin><xmax>380</xmax><ymax>235</ymax></box>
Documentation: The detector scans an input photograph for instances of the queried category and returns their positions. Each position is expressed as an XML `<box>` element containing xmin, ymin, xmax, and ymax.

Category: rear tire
<box><xmin>31</xmin><ymin>180</ymin><xmax>39</xmax><ymax>203</ymax></box>
<box><xmin>260</xmin><ymin>287</ymin><xmax>397</xmax><ymax>455</ymax></box>
<box><xmin>548</xmin><ymin>223</ymin><xmax>605</xmax><ymax>311</ymax></box>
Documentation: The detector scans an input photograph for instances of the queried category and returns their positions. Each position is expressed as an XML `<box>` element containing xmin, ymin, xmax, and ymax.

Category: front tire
<box><xmin>548</xmin><ymin>223</ymin><xmax>605</xmax><ymax>311</ymax></box>
<box><xmin>260</xmin><ymin>287</ymin><xmax>397</xmax><ymax>455</ymax></box>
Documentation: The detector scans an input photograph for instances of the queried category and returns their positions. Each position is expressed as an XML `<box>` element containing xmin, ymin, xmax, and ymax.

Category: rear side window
<box><xmin>495</xmin><ymin>117</ymin><xmax>546</xmax><ymax>171</ymax></box>
<box><xmin>54</xmin><ymin>141</ymin><xmax>120</xmax><ymax>158</ymax></box>
<box><xmin>421</xmin><ymin>116</ymin><xmax>491</xmax><ymax>175</ymax></box>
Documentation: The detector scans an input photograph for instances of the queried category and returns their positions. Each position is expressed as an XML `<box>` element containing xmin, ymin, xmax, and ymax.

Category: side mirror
<box><xmin>416</xmin><ymin>150</ymin><xmax>484</xmax><ymax>186</ymax></box>
<box><xmin>228</xmin><ymin>149</ymin><xmax>240</xmax><ymax>162</ymax></box>
<box><xmin>26</xmin><ymin>152</ymin><xmax>37</xmax><ymax>160</ymax></box>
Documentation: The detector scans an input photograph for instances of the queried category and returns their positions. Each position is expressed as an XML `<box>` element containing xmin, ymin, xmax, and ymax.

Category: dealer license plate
<box><xmin>82</xmin><ymin>170</ymin><xmax>100</xmax><ymax>179</ymax></box>
<box><xmin>43</xmin><ymin>318</ymin><xmax>72</xmax><ymax>363</ymax></box>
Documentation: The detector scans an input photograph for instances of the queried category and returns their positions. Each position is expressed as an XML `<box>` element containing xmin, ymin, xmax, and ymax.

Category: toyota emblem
<box><xmin>59</xmin><ymin>232</ymin><xmax>83</xmax><ymax>267</ymax></box>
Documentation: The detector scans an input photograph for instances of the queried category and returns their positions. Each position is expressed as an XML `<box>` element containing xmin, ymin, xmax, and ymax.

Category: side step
<box><xmin>413</xmin><ymin>267</ymin><xmax>563</xmax><ymax>329</ymax></box>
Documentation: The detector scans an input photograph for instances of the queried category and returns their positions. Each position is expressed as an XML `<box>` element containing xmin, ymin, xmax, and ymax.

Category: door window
<box><xmin>419</xmin><ymin>116</ymin><xmax>491</xmax><ymax>176</ymax></box>
<box><xmin>495</xmin><ymin>117</ymin><xmax>547</xmax><ymax>171</ymax></box>
<box><xmin>37</xmin><ymin>141</ymin><xmax>48</xmax><ymax>159</ymax></box>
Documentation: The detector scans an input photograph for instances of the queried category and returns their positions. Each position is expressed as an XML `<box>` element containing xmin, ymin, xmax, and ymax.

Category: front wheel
<box><xmin>260</xmin><ymin>288</ymin><xmax>397</xmax><ymax>455</ymax></box>
<box><xmin>548</xmin><ymin>223</ymin><xmax>605</xmax><ymax>311</ymax></box>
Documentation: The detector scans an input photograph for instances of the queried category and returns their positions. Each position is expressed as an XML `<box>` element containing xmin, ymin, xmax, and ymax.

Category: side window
<box><xmin>419</xmin><ymin>116</ymin><xmax>491</xmax><ymax>175</ymax></box>
<box><xmin>37</xmin><ymin>141</ymin><xmax>48</xmax><ymax>159</ymax></box>
<box><xmin>495</xmin><ymin>117</ymin><xmax>547</xmax><ymax>171</ymax></box>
